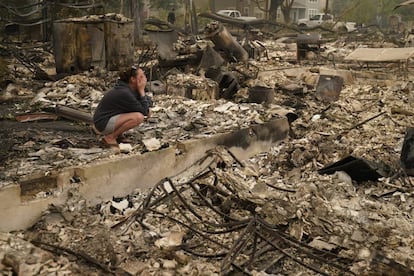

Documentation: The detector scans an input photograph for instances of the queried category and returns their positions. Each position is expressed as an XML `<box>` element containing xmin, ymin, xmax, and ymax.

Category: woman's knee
<box><xmin>132</xmin><ymin>113</ymin><xmax>144</xmax><ymax>125</ymax></box>
<box><xmin>117</xmin><ymin>112</ymin><xmax>144</xmax><ymax>127</ymax></box>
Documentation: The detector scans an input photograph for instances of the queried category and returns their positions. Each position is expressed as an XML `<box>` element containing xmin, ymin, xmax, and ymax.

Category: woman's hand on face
<box><xmin>137</xmin><ymin>69</ymin><xmax>147</xmax><ymax>95</ymax></box>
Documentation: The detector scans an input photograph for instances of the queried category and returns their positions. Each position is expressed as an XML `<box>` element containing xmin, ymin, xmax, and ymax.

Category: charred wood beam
<box><xmin>29</xmin><ymin>240</ymin><xmax>117</xmax><ymax>274</ymax></box>
<box><xmin>255</xmin><ymin>230</ymin><xmax>333</xmax><ymax>276</ymax></box>
<box><xmin>257</xmin><ymin>217</ymin><xmax>354</xmax><ymax>273</ymax></box>
<box><xmin>159</xmin><ymin>178</ymin><xmax>248</xmax><ymax>230</ymax></box>
<box><xmin>149</xmin><ymin>207</ymin><xmax>231</xmax><ymax>250</ymax></box>
<box><xmin>55</xmin><ymin>105</ymin><xmax>93</xmax><ymax>124</ymax></box>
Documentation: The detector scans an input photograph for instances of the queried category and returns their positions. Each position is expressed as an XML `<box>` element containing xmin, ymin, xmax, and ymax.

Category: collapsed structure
<box><xmin>1</xmin><ymin>8</ymin><xmax>414</xmax><ymax>276</ymax></box>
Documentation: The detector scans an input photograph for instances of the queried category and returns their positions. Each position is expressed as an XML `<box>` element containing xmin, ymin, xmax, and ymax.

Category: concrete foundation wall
<box><xmin>0</xmin><ymin>118</ymin><xmax>289</xmax><ymax>232</ymax></box>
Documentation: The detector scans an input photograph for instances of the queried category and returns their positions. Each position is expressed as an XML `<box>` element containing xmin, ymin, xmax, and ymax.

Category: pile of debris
<box><xmin>1</xmin><ymin>21</ymin><xmax>414</xmax><ymax>275</ymax></box>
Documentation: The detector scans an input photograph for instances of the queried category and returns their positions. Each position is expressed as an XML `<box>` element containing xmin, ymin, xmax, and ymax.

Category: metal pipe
<box><xmin>204</xmin><ymin>22</ymin><xmax>249</xmax><ymax>62</ymax></box>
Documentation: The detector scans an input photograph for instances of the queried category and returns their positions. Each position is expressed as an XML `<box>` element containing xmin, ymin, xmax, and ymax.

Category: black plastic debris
<box><xmin>318</xmin><ymin>155</ymin><xmax>388</xmax><ymax>182</ymax></box>
<box><xmin>400</xmin><ymin>127</ymin><xmax>414</xmax><ymax>176</ymax></box>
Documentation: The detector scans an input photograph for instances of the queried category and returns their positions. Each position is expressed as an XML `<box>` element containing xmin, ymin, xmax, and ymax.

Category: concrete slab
<box><xmin>0</xmin><ymin>118</ymin><xmax>289</xmax><ymax>231</ymax></box>
<box><xmin>344</xmin><ymin>47</ymin><xmax>414</xmax><ymax>62</ymax></box>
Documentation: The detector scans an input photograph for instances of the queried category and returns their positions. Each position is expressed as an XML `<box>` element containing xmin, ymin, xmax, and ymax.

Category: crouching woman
<box><xmin>93</xmin><ymin>66</ymin><xmax>152</xmax><ymax>148</ymax></box>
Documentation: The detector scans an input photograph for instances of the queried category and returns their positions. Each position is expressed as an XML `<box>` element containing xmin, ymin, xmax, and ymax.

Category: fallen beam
<box><xmin>55</xmin><ymin>105</ymin><xmax>93</xmax><ymax>123</ymax></box>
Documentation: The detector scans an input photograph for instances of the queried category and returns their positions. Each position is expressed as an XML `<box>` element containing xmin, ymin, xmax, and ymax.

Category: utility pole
<box><xmin>325</xmin><ymin>0</ymin><xmax>329</xmax><ymax>13</ymax></box>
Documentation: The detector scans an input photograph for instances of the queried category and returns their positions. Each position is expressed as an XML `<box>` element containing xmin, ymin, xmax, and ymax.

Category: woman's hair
<box><xmin>119</xmin><ymin>65</ymin><xmax>138</xmax><ymax>82</ymax></box>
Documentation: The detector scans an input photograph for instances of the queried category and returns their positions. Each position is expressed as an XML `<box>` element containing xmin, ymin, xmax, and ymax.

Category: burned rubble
<box><xmin>1</xmin><ymin>16</ymin><xmax>414</xmax><ymax>276</ymax></box>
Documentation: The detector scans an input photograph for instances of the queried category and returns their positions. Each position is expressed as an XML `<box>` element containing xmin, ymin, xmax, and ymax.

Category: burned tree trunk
<box><xmin>131</xmin><ymin>0</ymin><xmax>142</xmax><ymax>43</ymax></box>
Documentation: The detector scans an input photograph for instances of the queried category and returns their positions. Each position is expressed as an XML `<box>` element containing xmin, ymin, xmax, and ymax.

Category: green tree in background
<box><xmin>331</xmin><ymin>0</ymin><xmax>414</xmax><ymax>27</ymax></box>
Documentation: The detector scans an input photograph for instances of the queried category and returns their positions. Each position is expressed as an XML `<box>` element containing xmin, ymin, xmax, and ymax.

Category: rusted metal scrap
<box><xmin>204</xmin><ymin>22</ymin><xmax>249</xmax><ymax>63</ymax></box>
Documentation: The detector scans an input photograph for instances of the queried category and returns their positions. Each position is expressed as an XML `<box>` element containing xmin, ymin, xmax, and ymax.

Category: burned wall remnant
<box><xmin>53</xmin><ymin>14</ymin><xmax>134</xmax><ymax>74</ymax></box>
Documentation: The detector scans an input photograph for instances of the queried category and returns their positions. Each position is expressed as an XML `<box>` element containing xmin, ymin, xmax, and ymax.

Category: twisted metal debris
<box><xmin>111</xmin><ymin>146</ymin><xmax>414</xmax><ymax>275</ymax></box>
<box><xmin>115</xmin><ymin>146</ymin><xmax>356</xmax><ymax>275</ymax></box>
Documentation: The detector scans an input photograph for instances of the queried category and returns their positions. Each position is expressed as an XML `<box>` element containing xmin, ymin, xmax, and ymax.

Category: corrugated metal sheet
<box><xmin>104</xmin><ymin>20</ymin><xmax>134</xmax><ymax>71</ymax></box>
<box><xmin>53</xmin><ymin>20</ymin><xmax>106</xmax><ymax>73</ymax></box>
<box><xmin>53</xmin><ymin>17</ymin><xmax>134</xmax><ymax>73</ymax></box>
